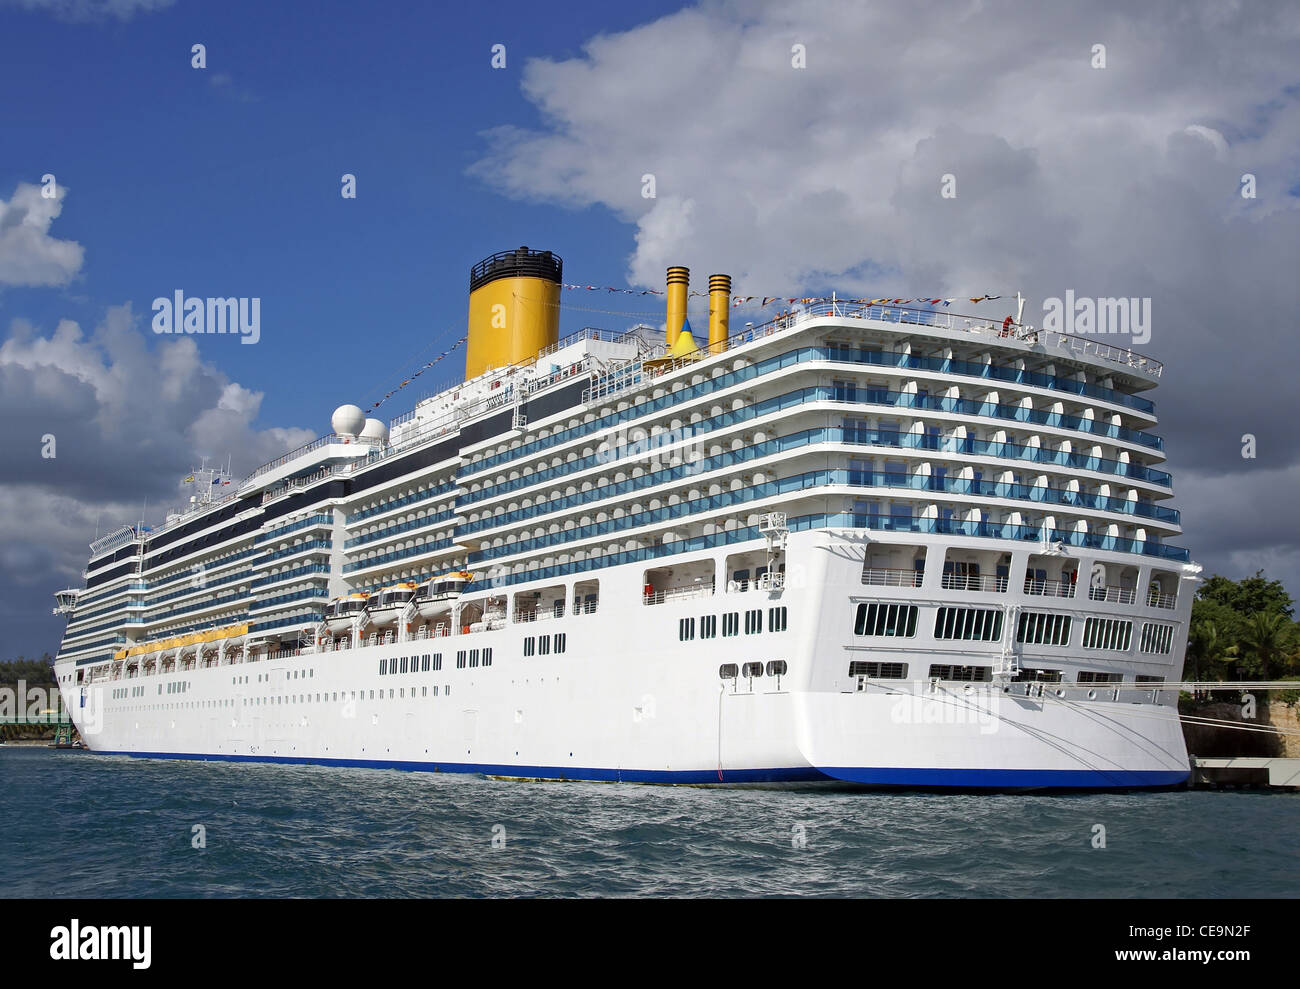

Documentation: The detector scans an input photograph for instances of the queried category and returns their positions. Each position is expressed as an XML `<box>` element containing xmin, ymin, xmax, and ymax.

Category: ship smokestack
<box><xmin>708</xmin><ymin>274</ymin><xmax>731</xmax><ymax>353</ymax></box>
<box><xmin>665</xmin><ymin>265</ymin><xmax>689</xmax><ymax>349</ymax></box>
<box><xmin>464</xmin><ymin>246</ymin><xmax>562</xmax><ymax>380</ymax></box>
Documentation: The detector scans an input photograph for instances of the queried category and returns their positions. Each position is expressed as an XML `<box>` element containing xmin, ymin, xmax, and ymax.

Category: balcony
<box><xmin>941</xmin><ymin>573</ymin><xmax>1008</xmax><ymax>593</ymax></box>
<box><xmin>1088</xmin><ymin>584</ymin><xmax>1137</xmax><ymax>605</ymax></box>
<box><xmin>643</xmin><ymin>581</ymin><xmax>715</xmax><ymax>606</ymax></box>
<box><xmin>861</xmin><ymin>568</ymin><xmax>923</xmax><ymax>588</ymax></box>
<box><xmin>1023</xmin><ymin>578</ymin><xmax>1076</xmax><ymax>599</ymax></box>
<box><xmin>1147</xmin><ymin>590</ymin><xmax>1177</xmax><ymax>610</ymax></box>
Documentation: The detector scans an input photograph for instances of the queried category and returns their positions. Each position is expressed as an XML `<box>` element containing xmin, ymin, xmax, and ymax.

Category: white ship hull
<box><xmin>58</xmin><ymin>531</ymin><xmax>1192</xmax><ymax>788</ymax></box>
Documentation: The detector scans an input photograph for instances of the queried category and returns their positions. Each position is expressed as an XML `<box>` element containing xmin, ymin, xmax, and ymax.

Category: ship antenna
<box><xmin>1016</xmin><ymin>291</ymin><xmax>1025</xmax><ymax>325</ymax></box>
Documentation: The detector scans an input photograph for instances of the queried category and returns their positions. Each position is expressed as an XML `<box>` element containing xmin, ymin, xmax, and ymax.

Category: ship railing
<box><xmin>1088</xmin><ymin>584</ymin><xmax>1138</xmax><ymax>605</ymax></box>
<box><xmin>643</xmin><ymin>582</ymin><xmax>715</xmax><ymax>606</ymax></box>
<box><xmin>1040</xmin><ymin>330</ymin><xmax>1163</xmax><ymax>379</ymax></box>
<box><xmin>861</xmin><ymin>567</ymin><xmax>924</xmax><ymax>588</ymax></box>
<box><xmin>1147</xmin><ymin>590</ymin><xmax>1178</xmax><ymax>610</ymax></box>
<box><xmin>262</xmin><ymin>648</ymin><xmax>303</xmax><ymax>660</ymax></box>
<box><xmin>940</xmin><ymin>573</ymin><xmax>1009</xmax><ymax>593</ymax></box>
<box><xmin>240</xmin><ymin>434</ymin><xmax>348</xmax><ymax>487</ymax></box>
<box><xmin>513</xmin><ymin>605</ymin><xmax>565</xmax><ymax>624</ymax></box>
<box><xmin>1023</xmin><ymin>578</ymin><xmax>1076</xmax><ymax>598</ymax></box>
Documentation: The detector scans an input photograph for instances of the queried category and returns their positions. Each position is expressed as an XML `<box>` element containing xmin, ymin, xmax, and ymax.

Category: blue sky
<box><xmin>3</xmin><ymin>0</ymin><xmax>1298</xmax><ymax>659</ymax></box>
<box><xmin>2</xmin><ymin>0</ymin><xmax>683</xmax><ymax>428</ymax></box>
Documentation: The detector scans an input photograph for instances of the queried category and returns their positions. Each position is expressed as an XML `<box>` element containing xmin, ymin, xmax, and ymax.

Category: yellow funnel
<box><xmin>665</xmin><ymin>266</ymin><xmax>689</xmax><ymax>348</ymax></box>
<box><xmin>465</xmin><ymin>247</ymin><xmax>562</xmax><ymax>380</ymax></box>
<box><xmin>708</xmin><ymin>273</ymin><xmax>731</xmax><ymax>354</ymax></box>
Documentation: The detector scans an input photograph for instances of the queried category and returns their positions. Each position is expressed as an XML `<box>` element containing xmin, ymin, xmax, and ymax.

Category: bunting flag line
<box><xmin>556</xmin><ymin>283</ymin><xmax>1008</xmax><ymax>309</ymax></box>
<box><xmin>364</xmin><ymin>336</ymin><xmax>468</xmax><ymax>414</ymax></box>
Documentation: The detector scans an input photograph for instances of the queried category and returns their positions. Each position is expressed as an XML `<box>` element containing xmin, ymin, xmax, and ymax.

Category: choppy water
<box><xmin>1</xmin><ymin>746</ymin><xmax>1296</xmax><ymax>897</ymax></box>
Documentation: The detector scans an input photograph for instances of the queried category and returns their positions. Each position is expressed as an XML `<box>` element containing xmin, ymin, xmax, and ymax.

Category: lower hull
<box><xmin>88</xmin><ymin>749</ymin><xmax>1189</xmax><ymax>790</ymax></box>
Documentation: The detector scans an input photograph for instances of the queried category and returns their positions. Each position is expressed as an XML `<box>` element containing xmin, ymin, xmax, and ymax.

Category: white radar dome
<box><xmin>360</xmin><ymin>418</ymin><xmax>390</xmax><ymax>444</ymax></box>
<box><xmin>331</xmin><ymin>404</ymin><xmax>366</xmax><ymax>437</ymax></box>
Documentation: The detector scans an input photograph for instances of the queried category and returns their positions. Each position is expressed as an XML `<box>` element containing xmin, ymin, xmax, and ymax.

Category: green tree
<box><xmin>1186</xmin><ymin>619</ymin><xmax>1231</xmax><ymax>683</ymax></box>
<box><xmin>1233</xmin><ymin>611</ymin><xmax>1296</xmax><ymax>680</ymax></box>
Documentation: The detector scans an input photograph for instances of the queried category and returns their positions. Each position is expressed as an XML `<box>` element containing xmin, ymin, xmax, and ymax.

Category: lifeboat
<box><xmin>413</xmin><ymin>571</ymin><xmax>472</xmax><ymax>618</ymax></box>
<box><xmin>364</xmin><ymin>582</ymin><xmax>417</xmax><ymax>627</ymax></box>
<box><xmin>324</xmin><ymin>592</ymin><xmax>369</xmax><ymax>632</ymax></box>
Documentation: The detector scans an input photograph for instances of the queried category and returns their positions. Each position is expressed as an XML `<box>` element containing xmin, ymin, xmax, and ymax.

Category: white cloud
<box><xmin>470</xmin><ymin>0</ymin><xmax>1300</xmax><ymax>590</ymax></box>
<box><xmin>3</xmin><ymin>0</ymin><xmax>174</xmax><ymax>22</ymax></box>
<box><xmin>1</xmin><ymin>304</ymin><xmax>317</xmax><ymax>656</ymax></box>
<box><xmin>0</xmin><ymin>182</ymin><xmax>85</xmax><ymax>287</ymax></box>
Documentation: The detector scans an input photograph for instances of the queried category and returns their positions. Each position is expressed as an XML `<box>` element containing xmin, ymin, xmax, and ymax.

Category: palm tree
<box><xmin>1236</xmin><ymin>612</ymin><xmax>1294</xmax><ymax>680</ymax></box>
<box><xmin>1186</xmin><ymin>620</ymin><xmax>1228</xmax><ymax>684</ymax></box>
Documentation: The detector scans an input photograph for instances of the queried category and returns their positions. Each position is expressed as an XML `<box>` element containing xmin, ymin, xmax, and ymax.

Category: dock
<box><xmin>1190</xmin><ymin>756</ymin><xmax>1300</xmax><ymax>790</ymax></box>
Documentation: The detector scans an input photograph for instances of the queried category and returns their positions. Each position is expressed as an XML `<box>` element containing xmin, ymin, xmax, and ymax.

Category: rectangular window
<box><xmin>1012</xmin><ymin>668</ymin><xmax>1063</xmax><ymax>683</ymax></box>
<box><xmin>421</xmin><ymin>654</ymin><xmax>430</xmax><ymax>672</ymax></box>
<box><xmin>431</xmin><ymin>653</ymin><xmax>442</xmax><ymax>671</ymax></box>
<box><xmin>847</xmin><ymin>661</ymin><xmax>907</xmax><ymax>679</ymax></box>
<box><xmin>744</xmin><ymin>609</ymin><xmax>762</xmax><ymax>634</ymax></box>
<box><xmin>524</xmin><ymin>636</ymin><xmax>535</xmax><ymax>657</ymax></box>
<box><xmin>679</xmin><ymin>617</ymin><xmax>695</xmax><ymax>641</ymax></box>
<box><xmin>933</xmin><ymin>607</ymin><xmax>1003</xmax><ymax>641</ymax></box>
<box><xmin>1015</xmin><ymin>611</ymin><xmax>1072</xmax><ymax>646</ymax></box>
<box><xmin>379</xmin><ymin>659</ymin><xmax>387</xmax><ymax>675</ymax></box>
<box><xmin>1139</xmin><ymin>622</ymin><xmax>1175</xmax><ymax>655</ymax></box>
<box><xmin>539</xmin><ymin>635</ymin><xmax>551</xmax><ymax>656</ymax></box>
<box><xmin>1082</xmin><ymin>617</ymin><xmax>1133</xmax><ymax>651</ymax></box>
<box><xmin>1135</xmin><ymin>675</ymin><xmax>1165</xmax><ymax>684</ymax></box>
<box><xmin>853</xmin><ymin>603</ymin><xmax>919</xmax><ymax>637</ymax></box>
<box><xmin>469</xmin><ymin>649</ymin><xmax>480</xmax><ymax>668</ymax></box>
<box><xmin>722</xmin><ymin>612</ymin><xmax>739</xmax><ymax>637</ymax></box>
<box><xmin>554</xmin><ymin>634</ymin><xmax>565</xmax><ymax>654</ymax></box>
<box><xmin>399</xmin><ymin>656</ymin><xmax>408</xmax><ymax>674</ymax></box>
<box><xmin>456</xmin><ymin>650</ymin><xmax>467</xmax><ymax>669</ymax></box>
<box><xmin>700</xmin><ymin>615</ymin><xmax>717</xmax><ymax>639</ymax></box>
<box><xmin>1077</xmin><ymin>671</ymin><xmax>1124</xmax><ymax>684</ymax></box>
<box><xmin>928</xmin><ymin>664</ymin><xmax>992</xmax><ymax>682</ymax></box>
<box><xmin>768</xmin><ymin>606</ymin><xmax>788</xmax><ymax>632</ymax></box>
<box><xmin>482</xmin><ymin>647</ymin><xmax>493</xmax><ymax>667</ymax></box>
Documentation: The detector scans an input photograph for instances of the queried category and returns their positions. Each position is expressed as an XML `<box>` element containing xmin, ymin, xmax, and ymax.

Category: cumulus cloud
<box><xmin>0</xmin><ymin>182</ymin><xmax>85</xmax><ymax>287</ymax></box>
<box><xmin>1</xmin><ymin>305</ymin><xmax>315</xmax><ymax>656</ymax></box>
<box><xmin>3</xmin><ymin>0</ymin><xmax>173</xmax><ymax>21</ymax></box>
<box><xmin>471</xmin><ymin>0</ymin><xmax>1300</xmax><ymax>591</ymax></box>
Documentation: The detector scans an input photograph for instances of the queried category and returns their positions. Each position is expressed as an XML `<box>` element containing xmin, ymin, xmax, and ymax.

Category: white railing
<box><xmin>861</xmin><ymin>568</ymin><xmax>924</xmax><ymax>588</ymax></box>
<box><xmin>1041</xmin><ymin>330</ymin><xmax>1163</xmax><ymax>379</ymax></box>
<box><xmin>1023</xmin><ymin>578</ymin><xmax>1076</xmax><ymax>599</ymax></box>
<box><xmin>1147</xmin><ymin>591</ymin><xmax>1178</xmax><ymax>610</ymax></box>
<box><xmin>643</xmin><ymin>582</ymin><xmax>715</xmax><ymax>606</ymax></box>
<box><xmin>940</xmin><ymin>573</ymin><xmax>1009</xmax><ymax>593</ymax></box>
<box><xmin>1089</xmin><ymin>584</ymin><xmax>1138</xmax><ymax>605</ymax></box>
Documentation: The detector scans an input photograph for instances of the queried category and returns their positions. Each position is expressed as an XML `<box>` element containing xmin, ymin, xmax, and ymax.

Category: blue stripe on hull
<box><xmin>819</xmin><ymin>765</ymin><xmax>1189</xmax><ymax>789</ymax></box>
<box><xmin>92</xmin><ymin>750</ymin><xmax>1188</xmax><ymax>789</ymax></box>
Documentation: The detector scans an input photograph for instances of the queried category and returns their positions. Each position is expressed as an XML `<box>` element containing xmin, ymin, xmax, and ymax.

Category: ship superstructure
<box><xmin>52</xmin><ymin>247</ymin><xmax>1198</xmax><ymax>787</ymax></box>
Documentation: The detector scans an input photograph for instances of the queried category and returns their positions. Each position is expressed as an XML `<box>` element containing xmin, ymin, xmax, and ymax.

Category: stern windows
<box><xmin>1082</xmin><ymin>617</ymin><xmax>1133</xmax><ymax>652</ymax></box>
<box><xmin>1077</xmin><ymin>671</ymin><xmax>1123</xmax><ymax>684</ymax></box>
<box><xmin>1139</xmin><ymin>623</ymin><xmax>1175</xmax><ymax>655</ymax></box>
<box><xmin>933</xmin><ymin>607</ymin><xmax>1003</xmax><ymax>641</ymax></box>
<box><xmin>928</xmin><ymin>664</ymin><xmax>992</xmax><ymax>682</ymax></box>
<box><xmin>848</xmin><ymin>661</ymin><xmax>907</xmax><ymax>680</ymax></box>
<box><xmin>1016</xmin><ymin>612</ymin><xmax>1072</xmax><ymax>647</ymax></box>
<box><xmin>853</xmin><ymin>603</ymin><xmax>918</xmax><ymax>637</ymax></box>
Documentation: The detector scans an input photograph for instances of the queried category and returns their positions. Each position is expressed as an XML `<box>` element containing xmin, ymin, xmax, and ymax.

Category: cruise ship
<box><xmin>51</xmin><ymin>247</ymin><xmax>1199</xmax><ymax>788</ymax></box>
